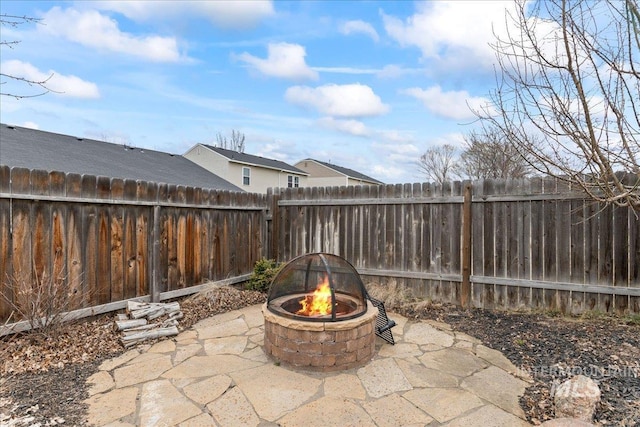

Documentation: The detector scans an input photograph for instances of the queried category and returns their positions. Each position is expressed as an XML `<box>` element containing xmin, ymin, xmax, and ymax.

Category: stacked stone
<box><xmin>262</xmin><ymin>302</ymin><xmax>378</xmax><ymax>371</ymax></box>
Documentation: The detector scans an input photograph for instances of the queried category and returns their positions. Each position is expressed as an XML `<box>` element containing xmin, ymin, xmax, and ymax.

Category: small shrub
<box><xmin>245</xmin><ymin>258</ymin><xmax>283</xmax><ymax>293</ymax></box>
<box><xmin>1</xmin><ymin>257</ymin><xmax>83</xmax><ymax>340</ymax></box>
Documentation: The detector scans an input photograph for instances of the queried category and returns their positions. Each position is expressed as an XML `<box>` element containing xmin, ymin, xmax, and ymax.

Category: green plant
<box><xmin>245</xmin><ymin>258</ymin><xmax>283</xmax><ymax>293</ymax></box>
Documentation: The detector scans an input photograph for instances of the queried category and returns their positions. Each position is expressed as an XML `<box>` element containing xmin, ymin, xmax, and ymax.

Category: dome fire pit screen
<box><xmin>262</xmin><ymin>253</ymin><xmax>396</xmax><ymax>371</ymax></box>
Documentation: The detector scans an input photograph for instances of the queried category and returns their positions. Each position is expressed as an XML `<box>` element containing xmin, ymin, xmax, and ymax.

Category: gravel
<box><xmin>1</xmin><ymin>286</ymin><xmax>639</xmax><ymax>426</ymax></box>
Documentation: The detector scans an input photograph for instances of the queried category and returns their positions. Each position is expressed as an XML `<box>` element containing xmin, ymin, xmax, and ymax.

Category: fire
<box><xmin>297</xmin><ymin>276</ymin><xmax>332</xmax><ymax>316</ymax></box>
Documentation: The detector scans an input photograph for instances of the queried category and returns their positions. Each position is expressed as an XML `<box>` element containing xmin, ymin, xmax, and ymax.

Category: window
<box><xmin>294</xmin><ymin>176</ymin><xmax>300</xmax><ymax>187</ymax></box>
<box><xmin>242</xmin><ymin>167</ymin><xmax>250</xmax><ymax>186</ymax></box>
<box><xmin>287</xmin><ymin>175</ymin><xmax>300</xmax><ymax>188</ymax></box>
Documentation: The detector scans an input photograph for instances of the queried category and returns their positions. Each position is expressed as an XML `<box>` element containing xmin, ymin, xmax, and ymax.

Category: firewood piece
<box><xmin>121</xmin><ymin>326</ymin><xmax>179</xmax><ymax>343</ymax></box>
<box><xmin>121</xmin><ymin>323</ymin><xmax>162</xmax><ymax>335</ymax></box>
<box><xmin>168</xmin><ymin>311</ymin><xmax>184</xmax><ymax>321</ymax></box>
<box><xmin>114</xmin><ymin>318</ymin><xmax>148</xmax><ymax>331</ymax></box>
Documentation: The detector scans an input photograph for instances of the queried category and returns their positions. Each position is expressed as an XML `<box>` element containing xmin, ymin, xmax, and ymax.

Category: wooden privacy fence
<box><xmin>0</xmin><ymin>166</ymin><xmax>266</xmax><ymax>327</ymax></box>
<box><xmin>268</xmin><ymin>177</ymin><xmax>640</xmax><ymax>315</ymax></box>
<box><xmin>2</xmin><ymin>166</ymin><xmax>639</xmax><ymax>328</ymax></box>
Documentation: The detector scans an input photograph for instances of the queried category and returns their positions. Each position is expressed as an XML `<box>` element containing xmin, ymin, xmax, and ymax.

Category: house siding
<box><xmin>185</xmin><ymin>144</ymin><xmax>307</xmax><ymax>193</ymax></box>
<box><xmin>294</xmin><ymin>159</ymin><xmax>381</xmax><ymax>188</ymax></box>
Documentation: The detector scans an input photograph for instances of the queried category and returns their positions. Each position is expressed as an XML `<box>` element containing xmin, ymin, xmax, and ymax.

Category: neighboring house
<box><xmin>293</xmin><ymin>159</ymin><xmax>384</xmax><ymax>187</ymax></box>
<box><xmin>184</xmin><ymin>144</ymin><xmax>308</xmax><ymax>193</ymax></box>
<box><xmin>0</xmin><ymin>124</ymin><xmax>242</xmax><ymax>192</ymax></box>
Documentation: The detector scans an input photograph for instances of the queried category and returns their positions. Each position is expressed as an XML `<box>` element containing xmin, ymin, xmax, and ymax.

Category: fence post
<box><xmin>461</xmin><ymin>181</ymin><xmax>473</xmax><ymax>308</ymax></box>
<box><xmin>271</xmin><ymin>189</ymin><xmax>281</xmax><ymax>262</ymax></box>
<box><xmin>151</xmin><ymin>205</ymin><xmax>161</xmax><ymax>302</ymax></box>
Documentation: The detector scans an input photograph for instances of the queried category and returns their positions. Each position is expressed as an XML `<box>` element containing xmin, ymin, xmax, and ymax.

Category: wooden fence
<box><xmin>268</xmin><ymin>178</ymin><xmax>640</xmax><ymax>315</ymax></box>
<box><xmin>2</xmin><ymin>167</ymin><xmax>639</xmax><ymax>328</ymax></box>
<box><xmin>0</xmin><ymin>166</ymin><xmax>266</xmax><ymax>327</ymax></box>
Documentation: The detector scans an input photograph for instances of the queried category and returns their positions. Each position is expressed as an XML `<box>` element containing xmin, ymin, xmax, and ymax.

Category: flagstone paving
<box><xmin>85</xmin><ymin>304</ymin><xmax>533</xmax><ymax>426</ymax></box>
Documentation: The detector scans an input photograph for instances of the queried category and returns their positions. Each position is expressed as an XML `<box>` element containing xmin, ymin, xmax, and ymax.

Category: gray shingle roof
<box><xmin>0</xmin><ymin>124</ymin><xmax>242</xmax><ymax>192</ymax></box>
<box><xmin>201</xmin><ymin>145</ymin><xmax>307</xmax><ymax>175</ymax></box>
<box><xmin>304</xmin><ymin>159</ymin><xmax>383</xmax><ymax>184</ymax></box>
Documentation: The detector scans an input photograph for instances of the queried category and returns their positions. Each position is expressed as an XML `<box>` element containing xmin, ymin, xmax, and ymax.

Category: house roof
<box><xmin>201</xmin><ymin>144</ymin><xmax>307</xmax><ymax>175</ymax></box>
<box><xmin>300</xmin><ymin>159</ymin><xmax>384</xmax><ymax>185</ymax></box>
<box><xmin>0</xmin><ymin>124</ymin><xmax>242</xmax><ymax>192</ymax></box>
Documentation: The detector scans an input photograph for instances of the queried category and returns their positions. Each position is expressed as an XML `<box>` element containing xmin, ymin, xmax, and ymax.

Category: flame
<box><xmin>297</xmin><ymin>276</ymin><xmax>333</xmax><ymax>316</ymax></box>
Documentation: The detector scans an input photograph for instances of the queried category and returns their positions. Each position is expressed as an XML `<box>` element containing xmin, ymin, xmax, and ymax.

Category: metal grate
<box><xmin>366</xmin><ymin>293</ymin><xmax>396</xmax><ymax>345</ymax></box>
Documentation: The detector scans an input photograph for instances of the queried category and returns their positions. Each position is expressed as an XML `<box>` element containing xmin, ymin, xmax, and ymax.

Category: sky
<box><xmin>0</xmin><ymin>0</ymin><xmax>521</xmax><ymax>184</ymax></box>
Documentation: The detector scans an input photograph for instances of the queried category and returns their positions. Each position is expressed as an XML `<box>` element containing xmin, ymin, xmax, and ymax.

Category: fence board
<box><xmin>471</xmin><ymin>180</ymin><xmax>485</xmax><ymax>308</ymax></box>
<box><xmin>613</xmin><ymin>205</ymin><xmax>629</xmax><ymax>314</ymax></box>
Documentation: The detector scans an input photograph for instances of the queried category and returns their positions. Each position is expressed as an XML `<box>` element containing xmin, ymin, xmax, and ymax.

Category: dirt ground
<box><xmin>1</xmin><ymin>286</ymin><xmax>639</xmax><ymax>426</ymax></box>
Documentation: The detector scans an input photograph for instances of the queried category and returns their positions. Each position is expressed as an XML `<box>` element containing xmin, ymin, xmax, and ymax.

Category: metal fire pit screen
<box><xmin>267</xmin><ymin>253</ymin><xmax>368</xmax><ymax>322</ymax></box>
<box><xmin>266</xmin><ymin>252</ymin><xmax>395</xmax><ymax>344</ymax></box>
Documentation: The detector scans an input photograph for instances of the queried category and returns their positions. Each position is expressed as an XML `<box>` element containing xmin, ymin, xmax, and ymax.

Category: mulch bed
<box><xmin>2</xmin><ymin>288</ymin><xmax>639</xmax><ymax>426</ymax></box>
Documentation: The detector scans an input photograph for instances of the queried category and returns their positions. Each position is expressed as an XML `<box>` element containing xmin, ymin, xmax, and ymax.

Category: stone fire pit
<box><xmin>262</xmin><ymin>253</ymin><xmax>378</xmax><ymax>371</ymax></box>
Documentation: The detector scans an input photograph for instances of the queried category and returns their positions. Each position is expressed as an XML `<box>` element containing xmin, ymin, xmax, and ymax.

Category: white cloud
<box><xmin>400</xmin><ymin>85</ymin><xmax>491</xmax><ymax>120</ymax></box>
<box><xmin>427</xmin><ymin>132</ymin><xmax>467</xmax><ymax>149</ymax></box>
<box><xmin>95</xmin><ymin>0</ymin><xmax>274</xmax><ymax>29</ymax></box>
<box><xmin>285</xmin><ymin>83</ymin><xmax>389</xmax><ymax>118</ymax></box>
<box><xmin>236</xmin><ymin>43</ymin><xmax>318</xmax><ymax>81</ymax></box>
<box><xmin>376</xmin><ymin>64</ymin><xmax>423</xmax><ymax>79</ymax></box>
<box><xmin>371</xmin><ymin>164</ymin><xmax>406</xmax><ymax>182</ymax></box>
<box><xmin>1</xmin><ymin>60</ymin><xmax>100</xmax><ymax>99</ymax></box>
<box><xmin>317</xmin><ymin>117</ymin><xmax>370</xmax><ymax>136</ymax></box>
<box><xmin>382</xmin><ymin>1</ymin><xmax>516</xmax><ymax>69</ymax></box>
<box><xmin>372</xmin><ymin>141</ymin><xmax>421</xmax><ymax>163</ymax></box>
<box><xmin>41</xmin><ymin>7</ymin><xmax>184</xmax><ymax>62</ymax></box>
<box><xmin>339</xmin><ymin>20</ymin><xmax>379</xmax><ymax>42</ymax></box>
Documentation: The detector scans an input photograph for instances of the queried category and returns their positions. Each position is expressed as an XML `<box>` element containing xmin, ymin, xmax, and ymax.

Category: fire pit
<box><xmin>262</xmin><ymin>253</ymin><xmax>379</xmax><ymax>371</ymax></box>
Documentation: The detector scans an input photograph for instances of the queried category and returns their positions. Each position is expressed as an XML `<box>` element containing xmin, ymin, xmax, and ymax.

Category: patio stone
<box><xmin>278</xmin><ymin>396</ymin><xmax>375</xmax><ymax>427</ymax></box>
<box><xmin>475</xmin><ymin>345</ymin><xmax>523</xmax><ymax>377</ymax></box>
<box><xmin>230</xmin><ymin>364</ymin><xmax>322</xmax><ymax>421</ymax></box>
<box><xmin>419</xmin><ymin>347</ymin><xmax>487</xmax><ymax>377</ymax></box>
<box><xmin>203</xmin><ymin>336</ymin><xmax>247</xmax><ymax>355</ymax></box>
<box><xmin>396</xmin><ymin>359</ymin><xmax>459</xmax><ymax>388</ymax></box>
<box><xmin>178</xmin><ymin>413</ymin><xmax>216</xmax><ymax>427</ymax></box>
<box><xmin>239</xmin><ymin>305</ymin><xmax>265</xmax><ymax>328</ymax></box>
<box><xmin>443</xmin><ymin>404</ymin><xmax>530</xmax><ymax>426</ymax></box>
<box><xmin>461</xmin><ymin>366</ymin><xmax>527</xmax><ymax>417</ymax></box>
<box><xmin>182</xmin><ymin>374</ymin><xmax>232</xmax><ymax>405</ymax></box>
<box><xmin>85</xmin><ymin>387</ymin><xmax>139</xmax><ymax>426</ymax></box>
<box><xmin>404</xmin><ymin>322</ymin><xmax>454</xmax><ymax>347</ymax></box>
<box><xmin>377</xmin><ymin>342</ymin><xmax>422</xmax><ymax>358</ymax></box>
<box><xmin>323</xmin><ymin>373</ymin><xmax>366</xmax><ymax>400</ymax></box>
<box><xmin>162</xmin><ymin>354</ymin><xmax>261</xmax><ymax>379</ymax></box>
<box><xmin>402</xmin><ymin>387</ymin><xmax>484</xmax><ymax>423</ymax></box>
<box><xmin>148</xmin><ymin>339</ymin><xmax>176</xmax><ymax>354</ymax></box>
<box><xmin>361</xmin><ymin>393</ymin><xmax>434</xmax><ymax>426</ymax></box>
<box><xmin>196</xmin><ymin>317</ymin><xmax>248</xmax><ymax>340</ymax></box>
<box><xmin>113</xmin><ymin>355</ymin><xmax>173</xmax><ymax>388</ymax></box>
<box><xmin>87</xmin><ymin>370</ymin><xmax>115</xmax><ymax>396</ymax></box>
<box><xmin>139</xmin><ymin>379</ymin><xmax>201</xmax><ymax>427</ymax></box>
<box><xmin>193</xmin><ymin>310</ymin><xmax>243</xmax><ymax>329</ymax></box>
<box><xmin>357</xmin><ymin>358</ymin><xmax>412</xmax><ymax>398</ymax></box>
<box><xmin>207</xmin><ymin>387</ymin><xmax>260</xmax><ymax>427</ymax></box>
<box><xmin>98</xmin><ymin>349</ymin><xmax>140</xmax><ymax>371</ymax></box>
<box><xmin>173</xmin><ymin>343</ymin><xmax>202</xmax><ymax>364</ymax></box>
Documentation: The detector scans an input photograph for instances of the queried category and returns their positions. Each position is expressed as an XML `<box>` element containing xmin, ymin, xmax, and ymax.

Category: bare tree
<box><xmin>475</xmin><ymin>0</ymin><xmax>640</xmax><ymax>209</ymax></box>
<box><xmin>417</xmin><ymin>144</ymin><xmax>459</xmax><ymax>185</ymax></box>
<box><xmin>215</xmin><ymin>129</ymin><xmax>246</xmax><ymax>153</ymax></box>
<box><xmin>459</xmin><ymin>126</ymin><xmax>533</xmax><ymax>179</ymax></box>
<box><xmin>1</xmin><ymin>14</ymin><xmax>53</xmax><ymax>99</ymax></box>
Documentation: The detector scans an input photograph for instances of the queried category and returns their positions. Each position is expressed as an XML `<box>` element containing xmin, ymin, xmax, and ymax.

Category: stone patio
<box><xmin>85</xmin><ymin>304</ymin><xmax>533</xmax><ymax>426</ymax></box>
